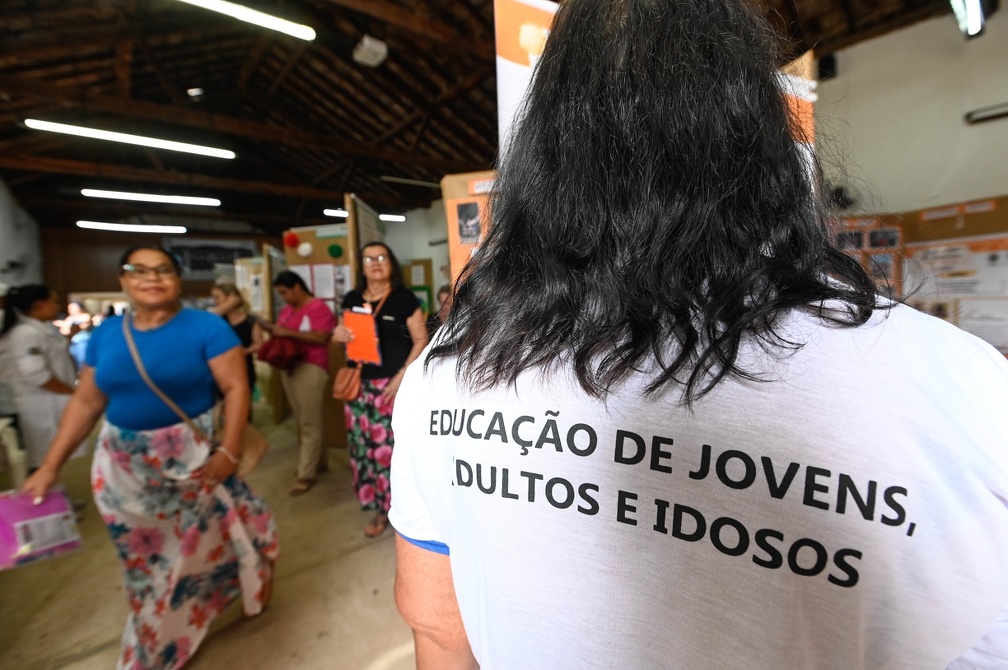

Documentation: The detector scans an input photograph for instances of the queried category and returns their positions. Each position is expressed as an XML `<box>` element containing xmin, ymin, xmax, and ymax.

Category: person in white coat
<box><xmin>0</xmin><ymin>284</ymin><xmax>82</xmax><ymax>470</ymax></box>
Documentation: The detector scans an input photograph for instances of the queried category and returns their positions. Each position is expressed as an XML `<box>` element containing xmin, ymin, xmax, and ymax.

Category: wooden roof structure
<box><xmin>0</xmin><ymin>0</ymin><xmax>953</xmax><ymax>235</ymax></box>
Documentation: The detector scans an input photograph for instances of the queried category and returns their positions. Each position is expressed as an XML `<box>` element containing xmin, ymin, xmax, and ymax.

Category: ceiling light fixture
<box><xmin>949</xmin><ymin>0</ymin><xmax>997</xmax><ymax>37</ymax></box>
<box><xmin>379</xmin><ymin>214</ymin><xmax>406</xmax><ymax>222</ymax></box>
<box><xmin>353</xmin><ymin>35</ymin><xmax>388</xmax><ymax>67</ymax></box>
<box><xmin>323</xmin><ymin>208</ymin><xmax>349</xmax><ymax>217</ymax></box>
<box><xmin>965</xmin><ymin>101</ymin><xmax>1008</xmax><ymax>124</ymax></box>
<box><xmin>77</xmin><ymin>220</ymin><xmax>187</xmax><ymax>234</ymax></box>
<box><xmin>25</xmin><ymin>119</ymin><xmax>235</xmax><ymax>159</ymax></box>
<box><xmin>380</xmin><ymin>175</ymin><xmax>442</xmax><ymax>189</ymax></box>
<box><xmin>82</xmin><ymin>189</ymin><xmax>221</xmax><ymax>206</ymax></box>
<box><xmin>171</xmin><ymin>0</ymin><xmax>316</xmax><ymax>40</ymax></box>
<box><xmin>187</xmin><ymin>87</ymin><xmax>205</xmax><ymax>98</ymax></box>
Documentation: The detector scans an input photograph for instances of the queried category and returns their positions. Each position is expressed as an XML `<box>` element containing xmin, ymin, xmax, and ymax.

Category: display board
<box><xmin>282</xmin><ymin>223</ymin><xmax>353</xmax><ymax>314</ymax></box>
<box><xmin>442</xmin><ymin>171</ymin><xmax>495</xmax><ymax>282</ymax></box>
<box><xmin>831</xmin><ymin>216</ymin><xmax>904</xmax><ymax>297</ymax></box>
<box><xmin>903</xmin><ymin>234</ymin><xmax>1008</xmax><ymax>354</ymax></box>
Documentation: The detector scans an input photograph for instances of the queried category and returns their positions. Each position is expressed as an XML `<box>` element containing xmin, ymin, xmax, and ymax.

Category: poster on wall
<box><xmin>494</xmin><ymin>0</ymin><xmax>559</xmax><ymax>150</ymax></box>
<box><xmin>903</xmin><ymin>235</ymin><xmax>1008</xmax><ymax>354</ymax></box>
<box><xmin>903</xmin><ymin>235</ymin><xmax>1008</xmax><ymax>299</ymax></box>
<box><xmin>446</xmin><ymin>196</ymin><xmax>491</xmax><ymax>279</ymax></box>
<box><xmin>832</xmin><ymin>217</ymin><xmax>903</xmax><ymax>297</ymax></box>
<box><xmin>161</xmin><ymin>238</ymin><xmax>256</xmax><ymax>280</ymax></box>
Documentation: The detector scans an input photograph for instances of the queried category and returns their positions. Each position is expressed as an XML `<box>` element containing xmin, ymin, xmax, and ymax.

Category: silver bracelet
<box><xmin>217</xmin><ymin>446</ymin><xmax>239</xmax><ymax>465</ymax></box>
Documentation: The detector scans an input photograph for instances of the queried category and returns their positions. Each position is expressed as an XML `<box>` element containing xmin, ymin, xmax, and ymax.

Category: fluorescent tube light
<box><xmin>324</xmin><ymin>208</ymin><xmax>349</xmax><ymax>217</ymax></box>
<box><xmin>82</xmin><ymin>189</ymin><xmax>221</xmax><ymax>206</ymax></box>
<box><xmin>380</xmin><ymin>175</ymin><xmax>442</xmax><ymax>189</ymax></box>
<box><xmin>379</xmin><ymin>214</ymin><xmax>406</xmax><ymax>222</ymax></box>
<box><xmin>77</xmin><ymin>220</ymin><xmax>188</xmax><ymax>234</ymax></box>
<box><xmin>967</xmin><ymin>0</ymin><xmax>984</xmax><ymax>34</ymax></box>
<box><xmin>950</xmin><ymin>0</ymin><xmax>993</xmax><ymax>36</ymax></box>
<box><xmin>172</xmin><ymin>0</ymin><xmax>316</xmax><ymax>41</ymax></box>
<box><xmin>964</xmin><ymin>101</ymin><xmax>1008</xmax><ymax>125</ymax></box>
<box><xmin>25</xmin><ymin>119</ymin><xmax>235</xmax><ymax>159</ymax></box>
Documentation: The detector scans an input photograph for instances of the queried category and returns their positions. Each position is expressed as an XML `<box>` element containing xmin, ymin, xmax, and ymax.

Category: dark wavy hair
<box><xmin>355</xmin><ymin>241</ymin><xmax>405</xmax><ymax>291</ymax></box>
<box><xmin>428</xmin><ymin>0</ymin><xmax>880</xmax><ymax>405</ymax></box>
<box><xmin>118</xmin><ymin>245</ymin><xmax>183</xmax><ymax>275</ymax></box>
<box><xmin>1</xmin><ymin>284</ymin><xmax>52</xmax><ymax>337</ymax></box>
<box><xmin>273</xmin><ymin>270</ymin><xmax>313</xmax><ymax>295</ymax></box>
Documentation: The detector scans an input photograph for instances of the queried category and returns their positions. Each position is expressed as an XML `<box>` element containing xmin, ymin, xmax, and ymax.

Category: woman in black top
<box><xmin>332</xmin><ymin>242</ymin><xmax>428</xmax><ymax>537</ymax></box>
<box><xmin>211</xmin><ymin>283</ymin><xmax>263</xmax><ymax>417</ymax></box>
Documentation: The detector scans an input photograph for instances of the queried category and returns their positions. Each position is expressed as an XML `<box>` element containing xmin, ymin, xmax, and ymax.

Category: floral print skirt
<box><xmin>344</xmin><ymin>378</ymin><xmax>394</xmax><ymax>513</ymax></box>
<box><xmin>91</xmin><ymin>411</ymin><xmax>279</xmax><ymax>670</ymax></box>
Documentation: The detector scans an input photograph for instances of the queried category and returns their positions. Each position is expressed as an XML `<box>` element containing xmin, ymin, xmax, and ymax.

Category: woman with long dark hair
<box><xmin>388</xmin><ymin>0</ymin><xmax>1008</xmax><ymax>668</ymax></box>
<box><xmin>0</xmin><ymin>284</ymin><xmax>81</xmax><ymax>471</ymax></box>
<box><xmin>332</xmin><ymin>241</ymin><xmax>427</xmax><ymax>537</ymax></box>
<box><xmin>23</xmin><ymin>246</ymin><xmax>278</xmax><ymax>669</ymax></box>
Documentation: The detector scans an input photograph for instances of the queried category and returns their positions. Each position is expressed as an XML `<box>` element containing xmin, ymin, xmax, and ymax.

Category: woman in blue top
<box><xmin>23</xmin><ymin>245</ymin><xmax>278</xmax><ymax>670</ymax></box>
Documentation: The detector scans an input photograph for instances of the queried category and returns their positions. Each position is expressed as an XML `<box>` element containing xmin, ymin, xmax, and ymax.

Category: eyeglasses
<box><xmin>121</xmin><ymin>263</ymin><xmax>178</xmax><ymax>278</ymax></box>
<box><xmin>362</xmin><ymin>254</ymin><xmax>388</xmax><ymax>265</ymax></box>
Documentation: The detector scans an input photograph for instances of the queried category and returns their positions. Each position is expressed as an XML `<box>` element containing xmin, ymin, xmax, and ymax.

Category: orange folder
<box><xmin>343</xmin><ymin>310</ymin><xmax>383</xmax><ymax>365</ymax></box>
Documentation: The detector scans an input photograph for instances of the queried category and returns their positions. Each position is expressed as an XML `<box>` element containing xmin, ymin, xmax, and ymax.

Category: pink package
<box><xmin>0</xmin><ymin>486</ymin><xmax>83</xmax><ymax>571</ymax></box>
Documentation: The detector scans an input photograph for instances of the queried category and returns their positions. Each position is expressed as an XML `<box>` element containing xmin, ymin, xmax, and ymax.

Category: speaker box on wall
<box><xmin>818</xmin><ymin>54</ymin><xmax>837</xmax><ymax>80</ymax></box>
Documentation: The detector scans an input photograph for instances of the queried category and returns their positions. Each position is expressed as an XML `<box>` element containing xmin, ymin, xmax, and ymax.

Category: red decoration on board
<box><xmin>283</xmin><ymin>232</ymin><xmax>300</xmax><ymax>248</ymax></box>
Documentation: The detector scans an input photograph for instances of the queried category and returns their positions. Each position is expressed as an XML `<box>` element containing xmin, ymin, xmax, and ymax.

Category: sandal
<box><xmin>243</xmin><ymin>559</ymin><xmax>275</xmax><ymax>619</ymax></box>
<box><xmin>289</xmin><ymin>479</ymin><xmax>315</xmax><ymax>496</ymax></box>
<box><xmin>364</xmin><ymin>513</ymin><xmax>389</xmax><ymax>538</ymax></box>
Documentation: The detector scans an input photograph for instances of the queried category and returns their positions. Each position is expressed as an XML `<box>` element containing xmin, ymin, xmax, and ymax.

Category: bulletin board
<box><xmin>831</xmin><ymin>216</ymin><xmax>903</xmax><ymax>298</ymax></box>
<box><xmin>442</xmin><ymin>170</ymin><xmax>495</xmax><ymax>282</ymax></box>
<box><xmin>897</xmin><ymin>195</ymin><xmax>1008</xmax><ymax>355</ymax></box>
<box><xmin>282</xmin><ymin>223</ymin><xmax>354</xmax><ymax>313</ymax></box>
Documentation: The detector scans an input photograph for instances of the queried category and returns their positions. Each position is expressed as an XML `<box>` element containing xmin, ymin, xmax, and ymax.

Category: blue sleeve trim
<box><xmin>399</xmin><ymin>533</ymin><xmax>450</xmax><ymax>555</ymax></box>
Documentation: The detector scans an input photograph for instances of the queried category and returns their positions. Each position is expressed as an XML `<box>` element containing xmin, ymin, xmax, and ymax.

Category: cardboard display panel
<box><xmin>831</xmin><ymin>216</ymin><xmax>904</xmax><ymax>297</ymax></box>
<box><xmin>442</xmin><ymin>170</ymin><xmax>495</xmax><ymax>282</ymax></box>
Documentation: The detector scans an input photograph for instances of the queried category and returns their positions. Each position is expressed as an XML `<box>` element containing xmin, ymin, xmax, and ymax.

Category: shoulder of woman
<box><xmin>394</xmin><ymin>285</ymin><xmax>421</xmax><ymax>306</ymax></box>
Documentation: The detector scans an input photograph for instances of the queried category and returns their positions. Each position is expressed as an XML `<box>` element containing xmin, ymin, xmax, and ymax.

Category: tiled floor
<box><xmin>0</xmin><ymin>409</ymin><xmax>416</xmax><ymax>670</ymax></box>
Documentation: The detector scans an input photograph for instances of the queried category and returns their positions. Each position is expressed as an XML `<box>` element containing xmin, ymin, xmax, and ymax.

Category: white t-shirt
<box><xmin>390</xmin><ymin>304</ymin><xmax>1008</xmax><ymax>669</ymax></box>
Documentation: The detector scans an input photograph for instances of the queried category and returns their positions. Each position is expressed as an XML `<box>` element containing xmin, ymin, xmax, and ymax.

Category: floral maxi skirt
<box><xmin>91</xmin><ymin>413</ymin><xmax>279</xmax><ymax>670</ymax></box>
<box><xmin>344</xmin><ymin>378</ymin><xmax>395</xmax><ymax>513</ymax></box>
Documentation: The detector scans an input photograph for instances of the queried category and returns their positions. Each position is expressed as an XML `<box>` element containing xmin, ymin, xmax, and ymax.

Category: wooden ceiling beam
<box><xmin>0</xmin><ymin>75</ymin><xmax>479</xmax><ymax>172</ymax></box>
<box><xmin>136</xmin><ymin>38</ymin><xmax>186</xmax><ymax>105</ymax></box>
<box><xmin>115</xmin><ymin>39</ymin><xmax>133</xmax><ymax>99</ymax></box>
<box><xmin>319</xmin><ymin>0</ymin><xmax>494</xmax><ymax>62</ymax></box>
<box><xmin>0</xmin><ymin>154</ymin><xmax>429</xmax><ymax>209</ymax></box>
<box><xmin>0</xmin><ymin>20</ymin><xmax>238</xmax><ymax>61</ymax></box>
<box><xmin>373</xmin><ymin>69</ymin><xmax>492</xmax><ymax>145</ymax></box>
<box><xmin>256</xmin><ymin>43</ymin><xmax>310</xmax><ymax>114</ymax></box>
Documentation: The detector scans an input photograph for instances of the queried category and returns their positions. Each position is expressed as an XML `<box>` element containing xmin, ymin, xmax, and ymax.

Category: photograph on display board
<box><xmin>835</xmin><ymin>230</ymin><xmax>863</xmax><ymax>251</ymax></box>
<box><xmin>456</xmin><ymin>201</ymin><xmax>482</xmax><ymax>245</ymax></box>
<box><xmin>869</xmin><ymin>229</ymin><xmax>900</xmax><ymax>248</ymax></box>
<box><xmin>867</xmin><ymin>253</ymin><xmax>894</xmax><ymax>283</ymax></box>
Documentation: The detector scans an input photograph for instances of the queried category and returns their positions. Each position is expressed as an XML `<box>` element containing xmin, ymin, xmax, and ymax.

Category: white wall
<box><xmin>0</xmin><ymin>179</ymin><xmax>43</xmax><ymax>287</ymax></box>
<box><xmin>816</xmin><ymin>11</ymin><xmax>1008</xmax><ymax>214</ymax></box>
<box><xmin>384</xmin><ymin>199</ymin><xmax>452</xmax><ymax>289</ymax></box>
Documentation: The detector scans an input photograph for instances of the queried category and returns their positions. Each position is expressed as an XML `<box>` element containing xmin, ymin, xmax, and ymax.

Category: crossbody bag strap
<box><xmin>121</xmin><ymin>313</ymin><xmax>209</xmax><ymax>442</ymax></box>
<box><xmin>373</xmin><ymin>290</ymin><xmax>390</xmax><ymax>315</ymax></box>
